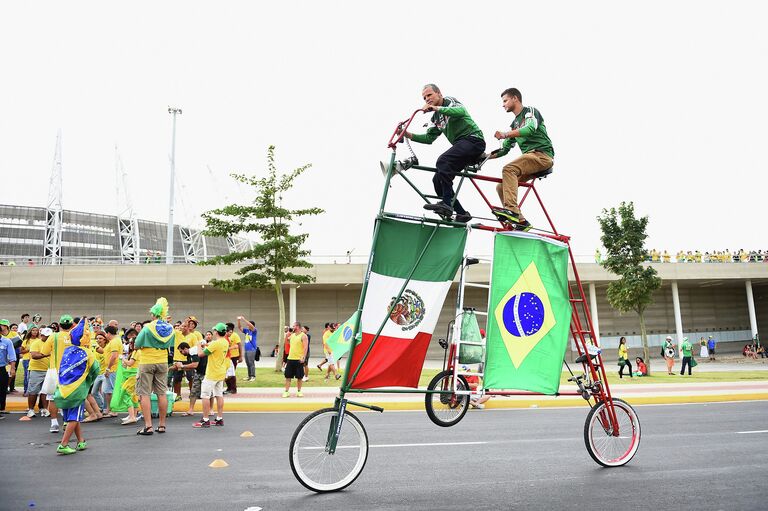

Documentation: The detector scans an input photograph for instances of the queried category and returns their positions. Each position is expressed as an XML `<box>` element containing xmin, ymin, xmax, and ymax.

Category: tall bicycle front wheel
<box><xmin>289</xmin><ymin>407</ymin><xmax>369</xmax><ymax>493</ymax></box>
<box><xmin>425</xmin><ymin>369</ymin><xmax>470</xmax><ymax>427</ymax></box>
<box><xmin>584</xmin><ymin>398</ymin><xmax>641</xmax><ymax>467</ymax></box>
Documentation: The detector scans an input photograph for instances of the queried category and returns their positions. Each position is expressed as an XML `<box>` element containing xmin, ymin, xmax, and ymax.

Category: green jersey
<box><xmin>410</xmin><ymin>97</ymin><xmax>484</xmax><ymax>145</ymax></box>
<box><xmin>681</xmin><ymin>340</ymin><xmax>692</xmax><ymax>357</ymax></box>
<box><xmin>495</xmin><ymin>106</ymin><xmax>554</xmax><ymax>158</ymax></box>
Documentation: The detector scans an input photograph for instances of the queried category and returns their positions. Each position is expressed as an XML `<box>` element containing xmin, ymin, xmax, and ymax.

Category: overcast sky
<box><xmin>1</xmin><ymin>1</ymin><xmax>766</xmax><ymax>260</ymax></box>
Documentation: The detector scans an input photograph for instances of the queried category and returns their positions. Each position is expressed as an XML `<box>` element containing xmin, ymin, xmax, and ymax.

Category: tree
<box><xmin>596</xmin><ymin>202</ymin><xmax>661</xmax><ymax>375</ymax></box>
<box><xmin>200</xmin><ymin>145</ymin><xmax>324</xmax><ymax>371</ymax></box>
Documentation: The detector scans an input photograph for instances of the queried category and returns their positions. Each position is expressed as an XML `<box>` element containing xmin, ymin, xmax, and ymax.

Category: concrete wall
<box><xmin>0</xmin><ymin>263</ymin><xmax>765</xmax><ymax>361</ymax></box>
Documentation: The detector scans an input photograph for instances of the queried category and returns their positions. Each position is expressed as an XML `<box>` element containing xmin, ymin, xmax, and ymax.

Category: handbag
<box><xmin>690</xmin><ymin>357</ymin><xmax>698</xmax><ymax>368</ymax></box>
<box><xmin>617</xmin><ymin>358</ymin><xmax>626</xmax><ymax>367</ymax></box>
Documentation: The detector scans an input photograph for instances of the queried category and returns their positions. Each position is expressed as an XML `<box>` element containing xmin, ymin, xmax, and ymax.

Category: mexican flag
<box><xmin>348</xmin><ymin>218</ymin><xmax>466</xmax><ymax>389</ymax></box>
<box><xmin>484</xmin><ymin>232</ymin><xmax>572</xmax><ymax>394</ymax></box>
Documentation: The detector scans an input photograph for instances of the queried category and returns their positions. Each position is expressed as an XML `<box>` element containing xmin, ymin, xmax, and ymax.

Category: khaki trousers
<box><xmin>495</xmin><ymin>152</ymin><xmax>553</xmax><ymax>215</ymax></box>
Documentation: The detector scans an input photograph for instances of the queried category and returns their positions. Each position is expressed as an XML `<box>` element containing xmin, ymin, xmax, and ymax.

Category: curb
<box><xmin>5</xmin><ymin>394</ymin><xmax>767</xmax><ymax>414</ymax></box>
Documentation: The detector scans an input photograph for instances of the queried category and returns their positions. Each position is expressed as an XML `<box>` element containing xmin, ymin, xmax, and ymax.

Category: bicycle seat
<box><xmin>464</xmin><ymin>153</ymin><xmax>489</xmax><ymax>173</ymax></box>
<box><xmin>574</xmin><ymin>352</ymin><xmax>597</xmax><ymax>364</ymax></box>
<box><xmin>532</xmin><ymin>166</ymin><xmax>553</xmax><ymax>179</ymax></box>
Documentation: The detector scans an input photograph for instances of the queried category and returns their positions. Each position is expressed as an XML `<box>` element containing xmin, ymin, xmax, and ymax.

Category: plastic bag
<box><xmin>458</xmin><ymin>310</ymin><xmax>484</xmax><ymax>364</ymax></box>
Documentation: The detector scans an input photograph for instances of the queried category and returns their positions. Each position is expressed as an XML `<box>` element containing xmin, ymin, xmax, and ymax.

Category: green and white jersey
<box><xmin>496</xmin><ymin>106</ymin><xmax>554</xmax><ymax>158</ymax></box>
<box><xmin>410</xmin><ymin>97</ymin><xmax>484</xmax><ymax>146</ymax></box>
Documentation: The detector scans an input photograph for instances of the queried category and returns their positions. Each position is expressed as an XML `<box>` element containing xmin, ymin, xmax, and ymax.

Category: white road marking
<box><xmin>301</xmin><ymin>441</ymin><xmax>488</xmax><ymax>450</ymax></box>
<box><xmin>736</xmin><ymin>430</ymin><xmax>768</xmax><ymax>434</ymax></box>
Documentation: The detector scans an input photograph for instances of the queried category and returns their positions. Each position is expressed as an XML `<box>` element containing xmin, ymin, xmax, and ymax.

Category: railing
<box><xmin>0</xmin><ymin>253</ymin><xmax>602</xmax><ymax>266</ymax></box>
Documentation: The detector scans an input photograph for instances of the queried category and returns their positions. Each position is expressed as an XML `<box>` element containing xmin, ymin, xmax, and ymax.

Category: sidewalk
<box><xmin>5</xmin><ymin>380</ymin><xmax>766</xmax><ymax>414</ymax></box>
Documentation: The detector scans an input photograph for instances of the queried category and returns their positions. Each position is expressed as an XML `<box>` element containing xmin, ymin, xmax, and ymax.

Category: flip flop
<box><xmin>137</xmin><ymin>427</ymin><xmax>153</xmax><ymax>436</ymax></box>
<box><xmin>82</xmin><ymin>417</ymin><xmax>99</xmax><ymax>423</ymax></box>
<box><xmin>180</xmin><ymin>412</ymin><xmax>194</xmax><ymax>417</ymax></box>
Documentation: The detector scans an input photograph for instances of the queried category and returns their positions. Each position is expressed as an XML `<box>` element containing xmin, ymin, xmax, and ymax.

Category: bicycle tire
<box><xmin>425</xmin><ymin>369</ymin><xmax>470</xmax><ymax>427</ymax></box>
<box><xmin>584</xmin><ymin>398</ymin><xmax>641</xmax><ymax>467</ymax></box>
<box><xmin>289</xmin><ymin>407</ymin><xmax>369</xmax><ymax>492</ymax></box>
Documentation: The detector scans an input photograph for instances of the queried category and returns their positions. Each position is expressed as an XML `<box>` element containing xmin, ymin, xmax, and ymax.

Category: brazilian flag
<box><xmin>484</xmin><ymin>232</ymin><xmax>572</xmax><ymax>394</ymax></box>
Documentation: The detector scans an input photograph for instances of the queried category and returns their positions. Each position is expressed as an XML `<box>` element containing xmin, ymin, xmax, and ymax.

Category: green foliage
<box><xmin>200</xmin><ymin>145</ymin><xmax>324</xmax><ymax>290</ymax></box>
<box><xmin>597</xmin><ymin>202</ymin><xmax>661</xmax><ymax>315</ymax></box>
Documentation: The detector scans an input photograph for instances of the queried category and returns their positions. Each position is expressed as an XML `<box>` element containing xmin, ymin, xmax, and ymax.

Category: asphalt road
<box><xmin>1</xmin><ymin>401</ymin><xmax>766</xmax><ymax>511</ymax></box>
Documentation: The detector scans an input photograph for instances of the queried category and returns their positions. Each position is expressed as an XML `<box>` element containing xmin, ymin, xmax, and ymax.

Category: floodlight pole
<box><xmin>166</xmin><ymin>107</ymin><xmax>182</xmax><ymax>264</ymax></box>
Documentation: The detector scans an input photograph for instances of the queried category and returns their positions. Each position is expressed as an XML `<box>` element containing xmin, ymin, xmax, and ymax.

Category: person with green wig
<box><xmin>134</xmin><ymin>297</ymin><xmax>174</xmax><ymax>435</ymax></box>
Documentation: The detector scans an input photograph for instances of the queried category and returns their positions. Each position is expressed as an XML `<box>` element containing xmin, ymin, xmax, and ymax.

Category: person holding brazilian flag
<box><xmin>53</xmin><ymin>315</ymin><xmax>99</xmax><ymax>455</ymax></box>
<box><xmin>134</xmin><ymin>297</ymin><xmax>175</xmax><ymax>436</ymax></box>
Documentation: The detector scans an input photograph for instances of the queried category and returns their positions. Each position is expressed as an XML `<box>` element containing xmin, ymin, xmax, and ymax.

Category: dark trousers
<box><xmin>680</xmin><ymin>356</ymin><xmax>692</xmax><ymax>375</ymax></box>
<box><xmin>433</xmin><ymin>136</ymin><xmax>486</xmax><ymax>215</ymax></box>
<box><xmin>0</xmin><ymin>367</ymin><xmax>8</xmax><ymax>410</ymax></box>
<box><xmin>619</xmin><ymin>359</ymin><xmax>633</xmax><ymax>378</ymax></box>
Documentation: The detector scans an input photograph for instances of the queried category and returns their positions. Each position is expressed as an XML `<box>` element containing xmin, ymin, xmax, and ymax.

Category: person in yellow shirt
<box><xmin>25</xmin><ymin>327</ymin><xmax>49</xmax><ymax>417</ymax></box>
<box><xmin>170</xmin><ymin>321</ymin><xmax>191</xmax><ymax>400</ymax></box>
<box><xmin>134</xmin><ymin>298</ymin><xmax>175</xmax><ymax>436</ymax></box>
<box><xmin>101</xmin><ymin>325</ymin><xmax>122</xmax><ymax>418</ymax></box>
<box><xmin>282</xmin><ymin>322</ymin><xmax>308</xmax><ymax>398</ymax></box>
<box><xmin>88</xmin><ymin>332</ymin><xmax>109</xmax><ymax>415</ymax></box>
<box><xmin>224</xmin><ymin>323</ymin><xmax>243</xmax><ymax>394</ymax></box>
<box><xmin>20</xmin><ymin>326</ymin><xmax>35</xmax><ymax>397</ymax></box>
<box><xmin>193</xmin><ymin>323</ymin><xmax>229</xmax><ymax>428</ymax></box>
<box><xmin>618</xmin><ymin>336</ymin><xmax>633</xmax><ymax>379</ymax></box>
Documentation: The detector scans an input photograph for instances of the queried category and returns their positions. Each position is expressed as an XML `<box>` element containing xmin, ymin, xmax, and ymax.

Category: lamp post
<box><xmin>166</xmin><ymin>106</ymin><xmax>182</xmax><ymax>264</ymax></box>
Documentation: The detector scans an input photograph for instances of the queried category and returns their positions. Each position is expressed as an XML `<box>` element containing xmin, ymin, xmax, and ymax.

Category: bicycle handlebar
<box><xmin>387</xmin><ymin>109</ymin><xmax>424</xmax><ymax>149</ymax></box>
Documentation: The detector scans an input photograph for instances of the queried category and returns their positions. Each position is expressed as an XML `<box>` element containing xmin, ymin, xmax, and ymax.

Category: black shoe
<box><xmin>513</xmin><ymin>219</ymin><xmax>532</xmax><ymax>232</ymax></box>
<box><xmin>423</xmin><ymin>202</ymin><xmax>454</xmax><ymax>217</ymax></box>
<box><xmin>454</xmin><ymin>212</ymin><xmax>472</xmax><ymax>223</ymax></box>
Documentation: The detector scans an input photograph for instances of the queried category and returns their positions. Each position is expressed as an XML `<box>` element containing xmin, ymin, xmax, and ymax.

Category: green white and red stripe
<box><xmin>349</xmin><ymin>218</ymin><xmax>466</xmax><ymax>389</ymax></box>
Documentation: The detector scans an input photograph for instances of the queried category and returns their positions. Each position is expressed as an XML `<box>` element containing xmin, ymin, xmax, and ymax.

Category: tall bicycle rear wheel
<box><xmin>289</xmin><ymin>407</ymin><xmax>369</xmax><ymax>492</ymax></box>
<box><xmin>425</xmin><ymin>369</ymin><xmax>470</xmax><ymax>427</ymax></box>
<box><xmin>584</xmin><ymin>398</ymin><xmax>640</xmax><ymax>467</ymax></box>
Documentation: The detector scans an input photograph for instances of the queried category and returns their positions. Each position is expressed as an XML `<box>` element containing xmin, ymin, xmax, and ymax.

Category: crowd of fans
<box><xmin>0</xmin><ymin>310</ymin><xmax>264</xmax><ymax>454</ymax></box>
<box><xmin>594</xmin><ymin>249</ymin><xmax>768</xmax><ymax>264</ymax></box>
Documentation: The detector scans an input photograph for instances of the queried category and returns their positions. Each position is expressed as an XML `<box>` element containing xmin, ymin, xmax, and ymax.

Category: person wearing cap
<box><xmin>707</xmin><ymin>335</ymin><xmax>716</xmax><ymax>361</ymax></box>
<box><xmin>39</xmin><ymin>314</ymin><xmax>78</xmax><ymax>433</ymax></box>
<box><xmin>0</xmin><ymin>319</ymin><xmax>17</xmax><ymax>414</ymax></box>
<box><xmin>679</xmin><ymin>337</ymin><xmax>693</xmax><ymax>376</ymax></box>
<box><xmin>662</xmin><ymin>336</ymin><xmax>676</xmax><ymax>375</ymax></box>
<box><xmin>182</xmin><ymin>316</ymin><xmax>203</xmax><ymax>392</ymax></box>
<box><xmin>134</xmin><ymin>298</ymin><xmax>175</xmax><ymax>435</ymax></box>
<box><xmin>193</xmin><ymin>323</ymin><xmax>229</xmax><ymax>428</ymax></box>
<box><xmin>283</xmin><ymin>321</ymin><xmax>309</xmax><ymax>398</ymax></box>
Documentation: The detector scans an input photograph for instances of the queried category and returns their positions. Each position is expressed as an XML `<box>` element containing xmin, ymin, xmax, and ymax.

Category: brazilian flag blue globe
<box><xmin>484</xmin><ymin>232</ymin><xmax>572</xmax><ymax>394</ymax></box>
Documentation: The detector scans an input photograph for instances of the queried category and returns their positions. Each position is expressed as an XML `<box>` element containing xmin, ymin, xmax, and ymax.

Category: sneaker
<box><xmin>192</xmin><ymin>420</ymin><xmax>211</xmax><ymax>428</ymax></box>
<box><xmin>249</xmin><ymin>376</ymin><xmax>256</xmax><ymax>382</ymax></box>
<box><xmin>214</xmin><ymin>418</ymin><xmax>224</xmax><ymax>427</ymax></box>
<box><xmin>76</xmin><ymin>441</ymin><xmax>87</xmax><ymax>451</ymax></box>
<box><xmin>281</xmin><ymin>391</ymin><xmax>290</xmax><ymax>398</ymax></box>
<box><xmin>50</xmin><ymin>423</ymin><xmax>60</xmax><ymax>433</ymax></box>
<box><xmin>241</xmin><ymin>377</ymin><xmax>251</xmax><ymax>381</ymax></box>
<box><xmin>40</xmin><ymin>409</ymin><xmax>50</xmax><ymax>418</ymax></box>
<box><xmin>301</xmin><ymin>376</ymin><xmax>308</xmax><ymax>382</ymax></box>
<box><xmin>26</xmin><ymin>409</ymin><xmax>36</xmax><ymax>418</ymax></box>
<box><xmin>297</xmin><ymin>391</ymin><xmax>304</xmax><ymax>398</ymax></box>
<box><xmin>513</xmin><ymin>219</ymin><xmax>532</xmax><ymax>232</ymax></box>
<box><xmin>423</xmin><ymin>201</ymin><xmax>454</xmax><ymax>218</ymax></box>
<box><xmin>492</xmin><ymin>207</ymin><xmax>521</xmax><ymax>223</ymax></box>
<box><xmin>475</xmin><ymin>403</ymin><xmax>485</xmax><ymax>410</ymax></box>
<box><xmin>56</xmin><ymin>444</ymin><xmax>76</xmax><ymax>455</ymax></box>
<box><xmin>454</xmin><ymin>212</ymin><xmax>472</xmax><ymax>223</ymax></box>
<box><xmin>335</xmin><ymin>374</ymin><xmax>342</xmax><ymax>380</ymax></box>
